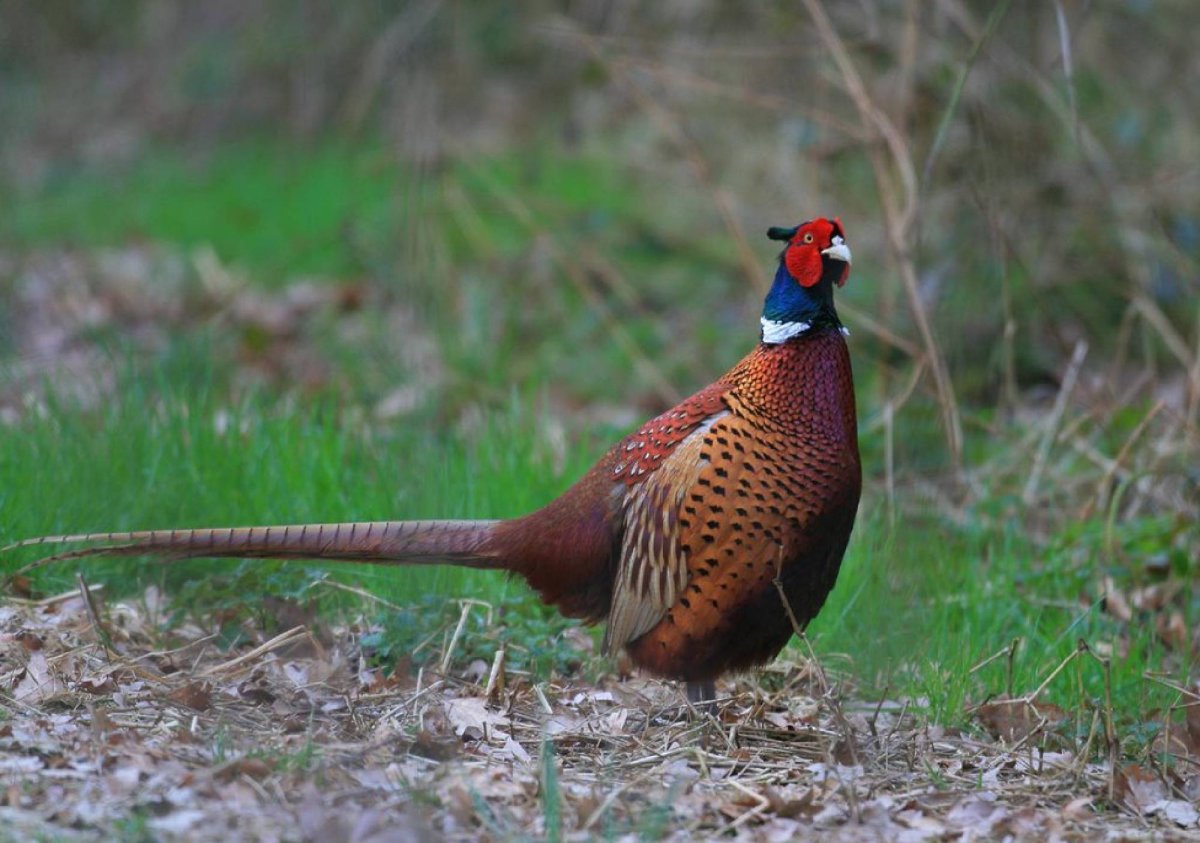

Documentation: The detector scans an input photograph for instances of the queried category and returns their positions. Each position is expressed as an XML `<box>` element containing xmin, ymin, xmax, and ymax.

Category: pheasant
<box><xmin>6</xmin><ymin>217</ymin><xmax>861</xmax><ymax>703</ymax></box>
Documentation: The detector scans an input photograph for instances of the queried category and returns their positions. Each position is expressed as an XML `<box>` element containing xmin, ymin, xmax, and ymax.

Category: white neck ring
<box><xmin>760</xmin><ymin>317</ymin><xmax>811</xmax><ymax>344</ymax></box>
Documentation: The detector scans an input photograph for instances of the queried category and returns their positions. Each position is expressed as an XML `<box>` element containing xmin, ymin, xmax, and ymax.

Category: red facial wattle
<box><xmin>784</xmin><ymin>237</ymin><xmax>824</xmax><ymax>287</ymax></box>
<box><xmin>783</xmin><ymin>218</ymin><xmax>851</xmax><ymax>288</ymax></box>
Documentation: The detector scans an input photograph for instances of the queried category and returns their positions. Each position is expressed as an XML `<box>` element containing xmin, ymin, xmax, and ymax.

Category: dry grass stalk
<box><xmin>613</xmin><ymin>55</ymin><xmax>864</xmax><ymax>138</ymax></box>
<box><xmin>75</xmin><ymin>572</ymin><xmax>113</xmax><ymax>656</ymax></box>
<box><xmin>450</xmin><ymin>148</ymin><xmax>681</xmax><ymax>405</ymax></box>
<box><xmin>440</xmin><ymin>599</ymin><xmax>475</xmax><ymax>675</ymax></box>
<box><xmin>315</xmin><ymin>577</ymin><xmax>408</xmax><ymax>613</ymax></box>
<box><xmin>800</xmin><ymin>0</ymin><xmax>964</xmax><ymax>474</ymax></box>
<box><xmin>1022</xmin><ymin>340</ymin><xmax>1088</xmax><ymax>505</ymax></box>
<box><xmin>484</xmin><ymin>646</ymin><xmax>505</xmax><ymax>703</ymax></box>
<box><xmin>197</xmin><ymin>624</ymin><xmax>308</xmax><ymax>678</ymax></box>
<box><xmin>339</xmin><ymin>0</ymin><xmax>443</xmax><ymax>132</ymax></box>
<box><xmin>1090</xmin><ymin>399</ymin><xmax>1165</xmax><ymax>517</ymax></box>
<box><xmin>563</xmin><ymin>26</ymin><xmax>763</xmax><ymax>293</ymax></box>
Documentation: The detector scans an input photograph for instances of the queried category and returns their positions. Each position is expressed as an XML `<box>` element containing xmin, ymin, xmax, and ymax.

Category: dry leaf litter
<box><xmin>3</xmin><ymin>584</ymin><xmax>1198</xmax><ymax>841</ymax></box>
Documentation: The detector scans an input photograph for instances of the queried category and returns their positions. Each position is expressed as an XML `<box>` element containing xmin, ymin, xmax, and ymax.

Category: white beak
<box><xmin>821</xmin><ymin>235</ymin><xmax>852</xmax><ymax>264</ymax></box>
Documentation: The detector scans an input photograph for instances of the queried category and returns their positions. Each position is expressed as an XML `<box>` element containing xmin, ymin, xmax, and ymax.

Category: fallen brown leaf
<box><xmin>214</xmin><ymin>757</ymin><xmax>273</xmax><ymax>782</ymax></box>
<box><xmin>1101</xmin><ymin>577</ymin><xmax>1133</xmax><ymax>623</ymax></box>
<box><xmin>7</xmin><ymin>575</ymin><xmax>33</xmax><ymax>599</ymax></box>
<box><xmin>1186</xmin><ymin>699</ymin><xmax>1200</xmax><ymax>751</ymax></box>
<box><xmin>15</xmin><ymin>631</ymin><xmax>42</xmax><ymax>651</ymax></box>
<box><xmin>90</xmin><ymin>707</ymin><xmax>116</xmax><ymax>739</ymax></box>
<box><xmin>1157</xmin><ymin>610</ymin><xmax>1188</xmax><ymax>650</ymax></box>
<box><xmin>1115</xmin><ymin>764</ymin><xmax>1166</xmax><ymax>814</ymax></box>
<box><xmin>11</xmin><ymin>651</ymin><xmax>69</xmax><ymax>704</ymax></box>
<box><xmin>1062</xmin><ymin>795</ymin><xmax>1094</xmax><ymax>821</ymax></box>
<box><xmin>764</xmin><ymin>785</ymin><xmax>818</xmax><ymax>819</ymax></box>
<box><xmin>167</xmin><ymin>682</ymin><xmax>213</xmax><ymax>712</ymax></box>
<box><xmin>975</xmin><ymin>699</ymin><xmax>1066</xmax><ymax>743</ymax></box>
<box><xmin>411</xmin><ymin>729</ymin><xmax>459</xmax><ymax>761</ymax></box>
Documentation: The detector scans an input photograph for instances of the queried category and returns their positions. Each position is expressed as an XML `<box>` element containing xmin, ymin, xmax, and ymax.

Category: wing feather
<box><xmin>603</xmin><ymin>412</ymin><xmax>726</xmax><ymax>654</ymax></box>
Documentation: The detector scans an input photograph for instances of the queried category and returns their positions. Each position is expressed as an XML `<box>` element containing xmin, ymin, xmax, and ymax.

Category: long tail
<box><xmin>2</xmin><ymin>520</ymin><xmax>502</xmax><ymax>577</ymax></box>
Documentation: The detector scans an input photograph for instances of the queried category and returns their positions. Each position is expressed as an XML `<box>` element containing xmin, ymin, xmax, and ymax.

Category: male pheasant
<box><xmin>7</xmin><ymin>217</ymin><xmax>861</xmax><ymax>702</ymax></box>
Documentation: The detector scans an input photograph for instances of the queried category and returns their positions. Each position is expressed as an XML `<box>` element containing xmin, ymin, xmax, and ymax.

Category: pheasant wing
<box><xmin>603</xmin><ymin>417</ymin><xmax>723</xmax><ymax>653</ymax></box>
<box><xmin>600</xmin><ymin>380</ymin><xmax>732</xmax><ymax>654</ymax></box>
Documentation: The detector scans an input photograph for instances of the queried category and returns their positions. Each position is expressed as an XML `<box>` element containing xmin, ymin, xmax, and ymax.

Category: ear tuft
<box><xmin>767</xmin><ymin>226</ymin><xmax>797</xmax><ymax>242</ymax></box>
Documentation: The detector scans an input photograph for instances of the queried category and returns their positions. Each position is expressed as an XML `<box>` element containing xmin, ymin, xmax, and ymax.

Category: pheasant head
<box><xmin>761</xmin><ymin>217</ymin><xmax>852</xmax><ymax>344</ymax></box>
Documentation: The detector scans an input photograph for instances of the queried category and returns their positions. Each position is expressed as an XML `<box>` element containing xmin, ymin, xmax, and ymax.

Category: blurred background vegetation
<box><xmin>1</xmin><ymin>1</ymin><xmax>1197</xmax><ymax>719</ymax></box>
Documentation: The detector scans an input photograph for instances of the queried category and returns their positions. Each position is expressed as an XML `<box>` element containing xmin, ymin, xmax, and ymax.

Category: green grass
<box><xmin>0</xmin><ymin>139</ymin><xmax>660</xmax><ymax>283</ymax></box>
<box><xmin>0</xmin><ymin>368</ymin><xmax>601</xmax><ymax>610</ymax></box>
<box><xmin>0</xmin><ymin>138</ymin><xmax>761</xmax><ymax>413</ymax></box>
<box><xmin>811</xmin><ymin>505</ymin><xmax>1190</xmax><ymax>738</ymax></box>
<box><xmin>1</xmin><ymin>366</ymin><xmax>1188</xmax><ymax>737</ymax></box>
<box><xmin>2</xmin><ymin>142</ymin><xmax>400</xmax><ymax>280</ymax></box>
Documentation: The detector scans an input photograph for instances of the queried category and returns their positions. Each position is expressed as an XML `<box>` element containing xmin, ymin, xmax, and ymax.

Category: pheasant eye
<box><xmin>802</xmin><ymin>232</ymin><xmax>814</xmax><ymax>244</ymax></box>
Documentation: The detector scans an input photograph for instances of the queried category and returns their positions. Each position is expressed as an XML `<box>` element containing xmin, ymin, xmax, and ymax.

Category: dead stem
<box><xmin>1022</xmin><ymin>340</ymin><xmax>1088</xmax><ymax>505</ymax></box>
<box><xmin>563</xmin><ymin>28</ymin><xmax>761</xmax><ymax>293</ymax></box>
<box><xmin>197</xmin><ymin>625</ymin><xmax>308</xmax><ymax>678</ymax></box>
<box><xmin>800</xmin><ymin>0</ymin><xmax>963</xmax><ymax>473</ymax></box>
<box><xmin>1090</xmin><ymin>399</ymin><xmax>1165</xmax><ymax>517</ymax></box>
<box><xmin>440</xmin><ymin>600</ymin><xmax>475</xmax><ymax>675</ymax></box>
<box><xmin>449</xmin><ymin>148</ymin><xmax>680</xmax><ymax>405</ymax></box>
<box><xmin>76</xmin><ymin>572</ymin><xmax>113</xmax><ymax>657</ymax></box>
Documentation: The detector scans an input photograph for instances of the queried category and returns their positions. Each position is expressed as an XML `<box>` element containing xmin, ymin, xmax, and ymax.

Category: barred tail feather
<box><xmin>3</xmin><ymin>520</ymin><xmax>502</xmax><ymax>577</ymax></box>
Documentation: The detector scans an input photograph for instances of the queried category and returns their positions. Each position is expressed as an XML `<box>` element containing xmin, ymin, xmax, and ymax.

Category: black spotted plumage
<box><xmin>6</xmin><ymin>217</ymin><xmax>861</xmax><ymax>699</ymax></box>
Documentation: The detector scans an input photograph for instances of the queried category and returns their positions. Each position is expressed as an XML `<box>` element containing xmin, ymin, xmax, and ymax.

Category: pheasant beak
<box><xmin>821</xmin><ymin>235</ymin><xmax>852</xmax><ymax>266</ymax></box>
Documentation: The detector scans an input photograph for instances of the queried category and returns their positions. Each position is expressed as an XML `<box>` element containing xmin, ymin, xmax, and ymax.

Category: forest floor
<box><xmin>4</xmin><ymin>584</ymin><xmax>1197</xmax><ymax>842</ymax></box>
